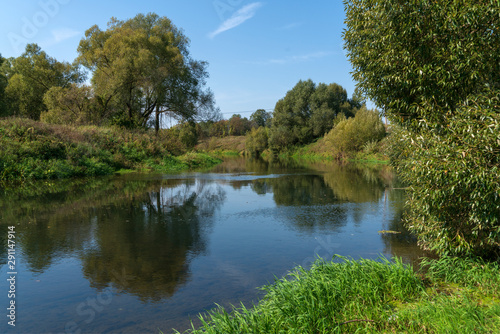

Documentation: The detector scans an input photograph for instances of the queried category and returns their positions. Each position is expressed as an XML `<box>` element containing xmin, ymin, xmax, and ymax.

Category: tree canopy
<box><xmin>0</xmin><ymin>54</ymin><xmax>7</xmax><ymax>117</ymax></box>
<box><xmin>344</xmin><ymin>0</ymin><xmax>499</xmax><ymax>129</ymax></box>
<box><xmin>3</xmin><ymin>44</ymin><xmax>81</xmax><ymax>120</ymax></box>
<box><xmin>77</xmin><ymin>13</ymin><xmax>218</xmax><ymax>128</ymax></box>
<box><xmin>269</xmin><ymin>79</ymin><xmax>362</xmax><ymax>151</ymax></box>
<box><xmin>344</xmin><ymin>0</ymin><xmax>500</xmax><ymax>257</ymax></box>
<box><xmin>250</xmin><ymin>109</ymin><xmax>271</xmax><ymax>128</ymax></box>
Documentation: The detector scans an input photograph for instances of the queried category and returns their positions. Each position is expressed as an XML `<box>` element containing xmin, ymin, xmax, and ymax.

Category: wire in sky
<box><xmin>220</xmin><ymin>108</ymin><xmax>274</xmax><ymax>115</ymax></box>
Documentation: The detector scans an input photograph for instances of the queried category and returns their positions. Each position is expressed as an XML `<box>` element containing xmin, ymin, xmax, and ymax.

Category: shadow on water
<box><xmin>0</xmin><ymin>156</ymin><xmax>429</xmax><ymax>333</ymax></box>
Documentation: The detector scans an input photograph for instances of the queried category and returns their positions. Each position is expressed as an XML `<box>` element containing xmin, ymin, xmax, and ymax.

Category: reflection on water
<box><xmin>0</xmin><ymin>157</ymin><xmax>427</xmax><ymax>333</ymax></box>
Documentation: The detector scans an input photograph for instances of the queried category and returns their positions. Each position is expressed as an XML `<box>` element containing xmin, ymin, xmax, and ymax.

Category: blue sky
<box><xmin>0</xmin><ymin>0</ymin><xmax>357</xmax><ymax>118</ymax></box>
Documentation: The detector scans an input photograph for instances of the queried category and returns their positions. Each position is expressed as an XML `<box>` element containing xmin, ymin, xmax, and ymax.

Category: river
<box><xmin>0</xmin><ymin>157</ymin><xmax>426</xmax><ymax>333</ymax></box>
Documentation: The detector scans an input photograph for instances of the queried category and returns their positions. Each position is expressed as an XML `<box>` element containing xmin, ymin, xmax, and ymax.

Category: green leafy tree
<box><xmin>269</xmin><ymin>79</ymin><xmax>357</xmax><ymax>151</ymax></box>
<box><xmin>4</xmin><ymin>44</ymin><xmax>81</xmax><ymax>120</ymax></box>
<box><xmin>77</xmin><ymin>13</ymin><xmax>217</xmax><ymax>129</ymax></box>
<box><xmin>250</xmin><ymin>109</ymin><xmax>271</xmax><ymax>128</ymax></box>
<box><xmin>0</xmin><ymin>54</ymin><xmax>8</xmax><ymax>116</ymax></box>
<box><xmin>344</xmin><ymin>0</ymin><xmax>499</xmax><ymax>129</ymax></box>
<box><xmin>310</xmin><ymin>83</ymin><xmax>348</xmax><ymax>136</ymax></box>
<box><xmin>344</xmin><ymin>0</ymin><xmax>500</xmax><ymax>257</ymax></box>
<box><xmin>269</xmin><ymin>79</ymin><xmax>316</xmax><ymax>150</ymax></box>
<box><xmin>42</xmin><ymin>84</ymin><xmax>104</xmax><ymax>125</ymax></box>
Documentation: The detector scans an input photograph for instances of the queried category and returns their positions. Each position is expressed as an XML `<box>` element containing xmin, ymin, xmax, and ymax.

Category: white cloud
<box><xmin>209</xmin><ymin>2</ymin><xmax>263</xmax><ymax>39</ymax></box>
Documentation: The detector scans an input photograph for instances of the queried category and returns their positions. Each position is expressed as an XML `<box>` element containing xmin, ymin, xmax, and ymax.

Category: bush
<box><xmin>179</xmin><ymin>121</ymin><xmax>199</xmax><ymax>149</ymax></box>
<box><xmin>245</xmin><ymin>127</ymin><xmax>268</xmax><ymax>156</ymax></box>
<box><xmin>326</xmin><ymin>107</ymin><xmax>385</xmax><ymax>156</ymax></box>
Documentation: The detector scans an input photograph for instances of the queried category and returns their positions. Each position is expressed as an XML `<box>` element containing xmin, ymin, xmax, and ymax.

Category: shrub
<box><xmin>245</xmin><ymin>127</ymin><xmax>268</xmax><ymax>156</ymax></box>
<box><xmin>179</xmin><ymin>121</ymin><xmax>199</xmax><ymax>149</ymax></box>
<box><xmin>326</xmin><ymin>107</ymin><xmax>385</xmax><ymax>156</ymax></box>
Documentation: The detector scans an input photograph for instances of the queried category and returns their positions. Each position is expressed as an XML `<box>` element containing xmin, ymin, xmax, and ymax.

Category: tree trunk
<box><xmin>155</xmin><ymin>105</ymin><xmax>160</xmax><ymax>135</ymax></box>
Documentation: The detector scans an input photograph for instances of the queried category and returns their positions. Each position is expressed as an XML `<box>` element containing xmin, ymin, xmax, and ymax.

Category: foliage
<box><xmin>42</xmin><ymin>84</ymin><xmax>104</xmax><ymax>125</ymax></box>
<box><xmin>310</xmin><ymin>83</ymin><xmax>348</xmax><ymax>136</ymax></box>
<box><xmin>326</xmin><ymin>107</ymin><xmax>386</xmax><ymax>157</ymax></box>
<box><xmin>3</xmin><ymin>44</ymin><xmax>81</xmax><ymax>120</ymax></box>
<box><xmin>269</xmin><ymin>79</ymin><xmax>361</xmax><ymax>151</ymax></box>
<box><xmin>0</xmin><ymin>118</ymin><xmax>219</xmax><ymax>181</ymax></box>
<box><xmin>344</xmin><ymin>0</ymin><xmax>500</xmax><ymax>256</ymax></box>
<box><xmin>245</xmin><ymin>127</ymin><xmax>268</xmax><ymax>156</ymax></box>
<box><xmin>0</xmin><ymin>54</ymin><xmax>7</xmax><ymax>117</ymax></box>
<box><xmin>228</xmin><ymin>114</ymin><xmax>252</xmax><ymax>136</ymax></box>
<box><xmin>250</xmin><ymin>109</ymin><xmax>271</xmax><ymax>128</ymax></box>
<box><xmin>343</xmin><ymin>0</ymin><xmax>499</xmax><ymax>130</ymax></box>
<box><xmin>77</xmin><ymin>13</ymin><xmax>217</xmax><ymax>128</ymax></box>
<box><xmin>392</xmin><ymin>92</ymin><xmax>500</xmax><ymax>257</ymax></box>
<box><xmin>177</xmin><ymin>256</ymin><xmax>500</xmax><ymax>333</ymax></box>
<box><xmin>179</xmin><ymin>121</ymin><xmax>199</xmax><ymax>149</ymax></box>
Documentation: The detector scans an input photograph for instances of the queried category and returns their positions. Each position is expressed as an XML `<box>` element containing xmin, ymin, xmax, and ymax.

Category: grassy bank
<box><xmin>175</xmin><ymin>256</ymin><xmax>500</xmax><ymax>333</ymax></box>
<box><xmin>195</xmin><ymin>135</ymin><xmax>246</xmax><ymax>156</ymax></box>
<box><xmin>289</xmin><ymin>136</ymin><xmax>390</xmax><ymax>163</ymax></box>
<box><xmin>0</xmin><ymin>118</ymin><xmax>221</xmax><ymax>181</ymax></box>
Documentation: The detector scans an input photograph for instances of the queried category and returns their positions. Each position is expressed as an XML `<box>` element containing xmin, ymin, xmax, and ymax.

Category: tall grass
<box><xmin>0</xmin><ymin>118</ymin><xmax>221</xmax><ymax>180</ymax></box>
<box><xmin>174</xmin><ymin>256</ymin><xmax>500</xmax><ymax>334</ymax></box>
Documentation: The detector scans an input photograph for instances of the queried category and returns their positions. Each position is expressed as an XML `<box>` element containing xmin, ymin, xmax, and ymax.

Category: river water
<box><xmin>0</xmin><ymin>157</ymin><xmax>425</xmax><ymax>333</ymax></box>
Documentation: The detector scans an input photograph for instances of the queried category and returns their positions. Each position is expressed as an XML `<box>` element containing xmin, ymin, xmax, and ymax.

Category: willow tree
<box><xmin>77</xmin><ymin>13</ymin><xmax>217</xmax><ymax>129</ymax></box>
<box><xmin>344</xmin><ymin>0</ymin><xmax>500</xmax><ymax>257</ymax></box>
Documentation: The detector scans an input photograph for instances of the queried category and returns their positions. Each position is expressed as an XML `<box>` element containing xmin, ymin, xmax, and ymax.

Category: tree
<box><xmin>344</xmin><ymin>0</ymin><xmax>500</xmax><ymax>257</ymax></box>
<box><xmin>228</xmin><ymin>114</ymin><xmax>252</xmax><ymax>136</ymax></box>
<box><xmin>269</xmin><ymin>79</ymin><xmax>316</xmax><ymax>150</ymax></box>
<box><xmin>0</xmin><ymin>54</ymin><xmax>7</xmax><ymax>116</ymax></box>
<box><xmin>4</xmin><ymin>44</ymin><xmax>81</xmax><ymax>120</ymax></box>
<box><xmin>310</xmin><ymin>83</ymin><xmax>348</xmax><ymax>136</ymax></box>
<box><xmin>77</xmin><ymin>13</ymin><xmax>217</xmax><ymax>129</ymax></box>
<box><xmin>269</xmin><ymin>79</ymin><xmax>356</xmax><ymax>151</ymax></box>
<box><xmin>250</xmin><ymin>109</ymin><xmax>271</xmax><ymax>128</ymax></box>
<box><xmin>344</xmin><ymin>0</ymin><xmax>499</xmax><ymax>129</ymax></box>
<box><xmin>42</xmin><ymin>84</ymin><xmax>105</xmax><ymax>125</ymax></box>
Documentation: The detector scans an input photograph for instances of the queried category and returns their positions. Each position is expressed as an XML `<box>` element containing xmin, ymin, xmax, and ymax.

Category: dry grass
<box><xmin>196</xmin><ymin>136</ymin><xmax>246</xmax><ymax>153</ymax></box>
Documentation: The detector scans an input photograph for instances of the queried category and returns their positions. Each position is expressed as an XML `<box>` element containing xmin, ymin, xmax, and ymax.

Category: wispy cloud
<box><xmin>42</xmin><ymin>28</ymin><xmax>80</xmax><ymax>47</ymax></box>
<box><xmin>209</xmin><ymin>2</ymin><xmax>263</xmax><ymax>39</ymax></box>
<box><xmin>277</xmin><ymin>22</ymin><xmax>302</xmax><ymax>31</ymax></box>
<box><xmin>247</xmin><ymin>51</ymin><xmax>335</xmax><ymax>65</ymax></box>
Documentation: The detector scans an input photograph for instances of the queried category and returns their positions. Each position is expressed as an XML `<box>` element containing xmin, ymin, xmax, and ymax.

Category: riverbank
<box><xmin>0</xmin><ymin>118</ymin><xmax>221</xmax><ymax>181</ymax></box>
<box><xmin>175</xmin><ymin>256</ymin><xmax>500</xmax><ymax>333</ymax></box>
<box><xmin>196</xmin><ymin>134</ymin><xmax>389</xmax><ymax>164</ymax></box>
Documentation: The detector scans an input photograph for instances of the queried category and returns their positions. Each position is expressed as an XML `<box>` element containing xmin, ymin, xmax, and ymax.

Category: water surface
<box><xmin>0</xmin><ymin>157</ymin><xmax>426</xmax><ymax>333</ymax></box>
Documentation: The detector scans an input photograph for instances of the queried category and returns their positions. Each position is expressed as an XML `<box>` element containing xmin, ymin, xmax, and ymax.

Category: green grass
<box><xmin>173</xmin><ymin>256</ymin><xmax>500</xmax><ymax>334</ymax></box>
<box><xmin>0</xmin><ymin>117</ymin><xmax>221</xmax><ymax>181</ymax></box>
